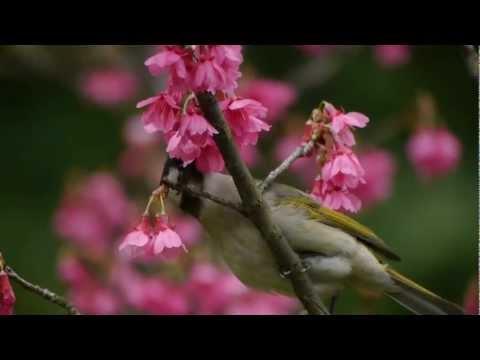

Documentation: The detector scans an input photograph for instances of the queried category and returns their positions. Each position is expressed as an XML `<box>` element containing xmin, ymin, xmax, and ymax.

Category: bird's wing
<box><xmin>280</xmin><ymin>195</ymin><xmax>401</xmax><ymax>261</ymax></box>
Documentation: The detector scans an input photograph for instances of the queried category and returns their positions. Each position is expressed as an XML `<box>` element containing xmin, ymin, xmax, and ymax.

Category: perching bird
<box><xmin>162</xmin><ymin>158</ymin><xmax>464</xmax><ymax>315</ymax></box>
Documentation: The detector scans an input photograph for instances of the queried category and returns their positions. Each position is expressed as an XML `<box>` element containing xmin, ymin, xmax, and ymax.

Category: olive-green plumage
<box><xmin>163</xmin><ymin>164</ymin><xmax>464</xmax><ymax>315</ymax></box>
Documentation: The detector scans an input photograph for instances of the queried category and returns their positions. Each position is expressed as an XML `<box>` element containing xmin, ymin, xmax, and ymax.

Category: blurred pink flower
<box><xmin>70</xmin><ymin>285</ymin><xmax>123</xmax><ymax>315</ymax></box>
<box><xmin>239</xmin><ymin>79</ymin><xmax>297</xmax><ymax>123</ymax></box>
<box><xmin>123</xmin><ymin>116</ymin><xmax>158</xmax><ymax>148</ymax></box>
<box><xmin>58</xmin><ymin>255</ymin><xmax>94</xmax><ymax>288</ymax></box>
<box><xmin>374</xmin><ymin>45</ymin><xmax>411</xmax><ymax>67</ymax></box>
<box><xmin>221</xmin><ymin>98</ymin><xmax>270</xmax><ymax>147</ymax></box>
<box><xmin>0</xmin><ymin>270</ymin><xmax>15</xmax><ymax>315</ymax></box>
<box><xmin>118</xmin><ymin>146</ymin><xmax>149</xmax><ymax>178</ymax></box>
<box><xmin>172</xmin><ymin>215</ymin><xmax>203</xmax><ymax>247</ymax></box>
<box><xmin>296</xmin><ymin>45</ymin><xmax>337</xmax><ymax>56</ymax></box>
<box><xmin>464</xmin><ymin>279</ymin><xmax>479</xmax><ymax>315</ymax></box>
<box><xmin>119</xmin><ymin>215</ymin><xmax>186</xmax><ymax>260</ymax></box>
<box><xmin>54</xmin><ymin>173</ymin><xmax>131</xmax><ymax>255</ymax></box>
<box><xmin>113</xmin><ymin>265</ymin><xmax>189</xmax><ymax>314</ymax></box>
<box><xmin>406</xmin><ymin>127</ymin><xmax>462</xmax><ymax>179</ymax></box>
<box><xmin>225</xmin><ymin>291</ymin><xmax>298</xmax><ymax>315</ymax></box>
<box><xmin>353</xmin><ymin>150</ymin><xmax>396</xmax><ymax>208</ymax></box>
<box><xmin>274</xmin><ymin>134</ymin><xmax>316</xmax><ymax>185</ymax></box>
<box><xmin>79</xmin><ymin>69</ymin><xmax>138</xmax><ymax>106</ymax></box>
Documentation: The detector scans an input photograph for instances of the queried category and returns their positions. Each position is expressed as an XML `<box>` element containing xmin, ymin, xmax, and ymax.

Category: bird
<box><xmin>161</xmin><ymin>158</ymin><xmax>464</xmax><ymax>315</ymax></box>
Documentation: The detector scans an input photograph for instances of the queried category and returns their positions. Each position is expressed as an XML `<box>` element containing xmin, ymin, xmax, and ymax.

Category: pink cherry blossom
<box><xmin>321</xmin><ymin>149</ymin><xmax>366</xmax><ymax>189</ymax></box>
<box><xmin>195</xmin><ymin>142</ymin><xmax>225</xmax><ymax>173</ymax></box>
<box><xmin>325</xmin><ymin>102</ymin><xmax>369</xmax><ymax>147</ymax></box>
<box><xmin>79</xmin><ymin>69</ymin><xmax>138</xmax><ymax>106</ymax></box>
<box><xmin>145</xmin><ymin>45</ymin><xmax>189</xmax><ymax>89</ymax></box>
<box><xmin>119</xmin><ymin>215</ymin><xmax>186</xmax><ymax>260</ymax></box>
<box><xmin>137</xmin><ymin>91</ymin><xmax>182</xmax><ymax>134</ymax></box>
<box><xmin>239</xmin><ymin>79</ymin><xmax>297</xmax><ymax>123</ymax></box>
<box><xmin>225</xmin><ymin>291</ymin><xmax>298</xmax><ymax>315</ymax></box>
<box><xmin>374</xmin><ymin>45</ymin><xmax>411</xmax><ymax>67</ymax></box>
<box><xmin>171</xmin><ymin>215</ymin><xmax>202</xmax><ymax>247</ymax></box>
<box><xmin>353</xmin><ymin>150</ymin><xmax>396</xmax><ymax>208</ymax></box>
<box><xmin>221</xmin><ymin>98</ymin><xmax>270</xmax><ymax>147</ymax></box>
<box><xmin>312</xmin><ymin>177</ymin><xmax>362</xmax><ymax>213</ymax></box>
<box><xmin>464</xmin><ymin>279</ymin><xmax>479</xmax><ymax>315</ymax></box>
<box><xmin>70</xmin><ymin>285</ymin><xmax>123</xmax><ymax>315</ymax></box>
<box><xmin>406</xmin><ymin>127</ymin><xmax>462</xmax><ymax>179</ymax></box>
<box><xmin>0</xmin><ymin>270</ymin><xmax>15</xmax><ymax>315</ymax></box>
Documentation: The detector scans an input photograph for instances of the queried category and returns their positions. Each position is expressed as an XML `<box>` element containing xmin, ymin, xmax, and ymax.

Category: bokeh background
<box><xmin>0</xmin><ymin>45</ymin><xmax>477</xmax><ymax>315</ymax></box>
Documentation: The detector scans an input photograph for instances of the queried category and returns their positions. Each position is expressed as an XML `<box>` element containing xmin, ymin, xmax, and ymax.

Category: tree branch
<box><xmin>4</xmin><ymin>265</ymin><xmax>81</xmax><ymax>315</ymax></box>
<box><xmin>162</xmin><ymin>178</ymin><xmax>246</xmax><ymax>215</ymax></box>
<box><xmin>196</xmin><ymin>92</ymin><xmax>329</xmax><ymax>315</ymax></box>
<box><xmin>259</xmin><ymin>139</ymin><xmax>316</xmax><ymax>193</ymax></box>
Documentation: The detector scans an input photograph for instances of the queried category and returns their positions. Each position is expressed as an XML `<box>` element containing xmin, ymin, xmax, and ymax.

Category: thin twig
<box><xmin>162</xmin><ymin>178</ymin><xmax>246</xmax><ymax>215</ymax></box>
<box><xmin>196</xmin><ymin>91</ymin><xmax>329</xmax><ymax>315</ymax></box>
<box><xmin>259</xmin><ymin>140</ymin><xmax>316</xmax><ymax>193</ymax></box>
<box><xmin>5</xmin><ymin>266</ymin><xmax>81</xmax><ymax>315</ymax></box>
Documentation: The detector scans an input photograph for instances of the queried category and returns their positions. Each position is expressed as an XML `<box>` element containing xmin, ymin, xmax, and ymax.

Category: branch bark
<box><xmin>196</xmin><ymin>92</ymin><xmax>328</xmax><ymax>315</ymax></box>
<box><xmin>5</xmin><ymin>265</ymin><xmax>81</xmax><ymax>315</ymax></box>
<box><xmin>259</xmin><ymin>139</ymin><xmax>316</xmax><ymax>193</ymax></box>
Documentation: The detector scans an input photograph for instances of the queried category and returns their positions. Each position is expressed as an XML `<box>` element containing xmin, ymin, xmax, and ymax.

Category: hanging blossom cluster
<box><xmin>303</xmin><ymin>101</ymin><xmax>370</xmax><ymax>213</ymax></box>
<box><xmin>0</xmin><ymin>268</ymin><xmax>15</xmax><ymax>315</ymax></box>
<box><xmin>137</xmin><ymin>45</ymin><xmax>271</xmax><ymax>173</ymax></box>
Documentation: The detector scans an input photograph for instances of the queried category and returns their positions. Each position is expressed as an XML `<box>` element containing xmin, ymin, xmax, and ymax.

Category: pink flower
<box><xmin>145</xmin><ymin>45</ymin><xmax>189</xmax><ymax>89</ymax></box>
<box><xmin>321</xmin><ymin>149</ymin><xmax>366</xmax><ymax>189</ymax></box>
<box><xmin>406</xmin><ymin>127</ymin><xmax>462</xmax><ymax>179</ymax></box>
<box><xmin>353</xmin><ymin>150</ymin><xmax>396</xmax><ymax>208</ymax></box>
<box><xmin>172</xmin><ymin>215</ymin><xmax>203</xmax><ymax>247</ymax></box>
<box><xmin>325</xmin><ymin>102</ymin><xmax>369</xmax><ymax>147</ymax></box>
<box><xmin>0</xmin><ymin>270</ymin><xmax>15</xmax><ymax>315</ymax></box>
<box><xmin>185</xmin><ymin>263</ymin><xmax>247</xmax><ymax>314</ymax></box>
<box><xmin>146</xmin><ymin>45</ymin><xmax>243</xmax><ymax>93</ymax></box>
<box><xmin>192</xmin><ymin>45</ymin><xmax>243</xmax><ymax>93</ymax></box>
<box><xmin>70</xmin><ymin>285</ymin><xmax>123</xmax><ymax>315</ymax></box>
<box><xmin>464</xmin><ymin>279</ymin><xmax>479</xmax><ymax>315</ymax></box>
<box><xmin>374</xmin><ymin>45</ymin><xmax>411</xmax><ymax>67</ymax></box>
<box><xmin>119</xmin><ymin>215</ymin><xmax>186</xmax><ymax>260</ymax></box>
<box><xmin>79</xmin><ymin>69</ymin><xmax>138</xmax><ymax>106</ymax></box>
<box><xmin>239</xmin><ymin>79</ymin><xmax>297</xmax><ymax>123</ymax></box>
<box><xmin>195</xmin><ymin>142</ymin><xmax>225</xmax><ymax>173</ymax></box>
<box><xmin>123</xmin><ymin>116</ymin><xmax>158</xmax><ymax>148</ymax></box>
<box><xmin>222</xmin><ymin>98</ymin><xmax>270</xmax><ymax>147</ymax></box>
<box><xmin>166</xmin><ymin>112</ymin><xmax>220</xmax><ymax>169</ymax></box>
<box><xmin>137</xmin><ymin>92</ymin><xmax>182</xmax><ymax>134</ymax></box>
<box><xmin>311</xmin><ymin>177</ymin><xmax>362</xmax><ymax>213</ymax></box>
<box><xmin>58</xmin><ymin>256</ymin><xmax>94</xmax><ymax>288</ymax></box>
<box><xmin>54</xmin><ymin>173</ymin><xmax>131</xmax><ymax>255</ymax></box>
<box><xmin>113</xmin><ymin>265</ymin><xmax>189</xmax><ymax>314</ymax></box>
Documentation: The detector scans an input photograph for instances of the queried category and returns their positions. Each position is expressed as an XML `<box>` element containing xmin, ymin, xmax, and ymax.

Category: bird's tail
<box><xmin>385</xmin><ymin>268</ymin><xmax>464</xmax><ymax>315</ymax></box>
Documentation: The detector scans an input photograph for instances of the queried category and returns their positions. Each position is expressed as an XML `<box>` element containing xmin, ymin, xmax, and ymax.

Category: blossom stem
<box><xmin>4</xmin><ymin>265</ymin><xmax>81</xmax><ymax>315</ymax></box>
<box><xmin>259</xmin><ymin>139</ymin><xmax>316</xmax><ymax>193</ymax></box>
<box><xmin>196</xmin><ymin>91</ymin><xmax>329</xmax><ymax>315</ymax></box>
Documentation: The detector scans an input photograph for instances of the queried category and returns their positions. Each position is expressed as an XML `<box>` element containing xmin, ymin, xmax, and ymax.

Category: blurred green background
<box><xmin>0</xmin><ymin>45</ymin><xmax>477</xmax><ymax>314</ymax></box>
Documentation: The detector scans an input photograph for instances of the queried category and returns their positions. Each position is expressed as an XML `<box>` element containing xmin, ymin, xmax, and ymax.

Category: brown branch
<box><xmin>259</xmin><ymin>139</ymin><xmax>316</xmax><ymax>193</ymax></box>
<box><xmin>196</xmin><ymin>92</ymin><xmax>329</xmax><ymax>315</ymax></box>
<box><xmin>162</xmin><ymin>178</ymin><xmax>246</xmax><ymax>215</ymax></box>
<box><xmin>4</xmin><ymin>265</ymin><xmax>80</xmax><ymax>315</ymax></box>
